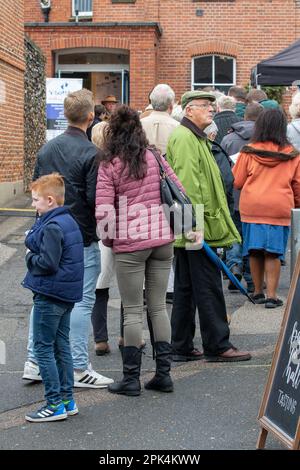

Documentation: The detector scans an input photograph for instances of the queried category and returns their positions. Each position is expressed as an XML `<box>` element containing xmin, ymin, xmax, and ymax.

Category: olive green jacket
<box><xmin>166</xmin><ymin>117</ymin><xmax>241</xmax><ymax>248</ymax></box>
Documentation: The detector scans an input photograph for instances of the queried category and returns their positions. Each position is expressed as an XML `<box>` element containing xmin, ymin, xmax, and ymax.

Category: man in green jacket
<box><xmin>166</xmin><ymin>90</ymin><xmax>251</xmax><ymax>362</ymax></box>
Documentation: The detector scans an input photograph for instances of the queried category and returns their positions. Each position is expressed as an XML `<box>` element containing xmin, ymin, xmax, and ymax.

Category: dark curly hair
<box><xmin>101</xmin><ymin>105</ymin><xmax>149</xmax><ymax>179</ymax></box>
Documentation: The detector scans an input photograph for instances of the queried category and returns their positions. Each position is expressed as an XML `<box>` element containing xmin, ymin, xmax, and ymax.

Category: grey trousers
<box><xmin>115</xmin><ymin>243</ymin><xmax>173</xmax><ymax>348</ymax></box>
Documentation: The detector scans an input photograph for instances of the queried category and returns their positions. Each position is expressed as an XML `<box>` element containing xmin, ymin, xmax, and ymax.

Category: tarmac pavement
<box><xmin>0</xmin><ymin>194</ymin><xmax>292</xmax><ymax>450</ymax></box>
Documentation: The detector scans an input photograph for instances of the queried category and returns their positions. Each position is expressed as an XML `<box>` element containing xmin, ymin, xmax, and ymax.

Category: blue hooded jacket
<box><xmin>22</xmin><ymin>206</ymin><xmax>84</xmax><ymax>303</ymax></box>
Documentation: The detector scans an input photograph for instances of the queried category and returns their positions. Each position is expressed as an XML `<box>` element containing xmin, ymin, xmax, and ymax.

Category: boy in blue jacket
<box><xmin>22</xmin><ymin>173</ymin><xmax>84</xmax><ymax>422</ymax></box>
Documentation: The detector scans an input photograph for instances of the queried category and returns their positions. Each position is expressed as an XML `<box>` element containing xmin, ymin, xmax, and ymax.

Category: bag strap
<box><xmin>149</xmin><ymin>148</ymin><xmax>166</xmax><ymax>177</ymax></box>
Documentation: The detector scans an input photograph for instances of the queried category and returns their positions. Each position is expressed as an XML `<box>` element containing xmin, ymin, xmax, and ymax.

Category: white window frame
<box><xmin>72</xmin><ymin>0</ymin><xmax>93</xmax><ymax>17</ymax></box>
<box><xmin>191</xmin><ymin>54</ymin><xmax>236</xmax><ymax>90</ymax></box>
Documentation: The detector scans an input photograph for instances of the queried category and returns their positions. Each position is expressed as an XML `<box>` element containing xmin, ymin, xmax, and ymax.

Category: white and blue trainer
<box><xmin>25</xmin><ymin>403</ymin><xmax>67</xmax><ymax>423</ymax></box>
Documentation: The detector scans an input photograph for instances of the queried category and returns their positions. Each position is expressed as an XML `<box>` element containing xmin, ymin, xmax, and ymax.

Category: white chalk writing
<box><xmin>278</xmin><ymin>389</ymin><xmax>297</xmax><ymax>415</ymax></box>
<box><xmin>283</xmin><ymin>322</ymin><xmax>300</xmax><ymax>389</ymax></box>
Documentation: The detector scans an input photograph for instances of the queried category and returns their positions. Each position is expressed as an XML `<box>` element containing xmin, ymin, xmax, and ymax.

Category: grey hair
<box><xmin>289</xmin><ymin>92</ymin><xmax>300</xmax><ymax>119</ymax></box>
<box><xmin>171</xmin><ymin>104</ymin><xmax>184</xmax><ymax>122</ymax></box>
<box><xmin>150</xmin><ymin>84</ymin><xmax>175</xmax><ymax>111</ymax></box>
<box><xmin>217</xmin><ymin>95</ymin><xmax>236</xmax><ymax>111</ymax></box>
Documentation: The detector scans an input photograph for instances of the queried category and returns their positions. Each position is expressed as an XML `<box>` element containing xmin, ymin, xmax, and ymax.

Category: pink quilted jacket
<box><xmin>95</xmin><ymin>149</ymin><xmax>185</xmax><ymax>253</ymax></box>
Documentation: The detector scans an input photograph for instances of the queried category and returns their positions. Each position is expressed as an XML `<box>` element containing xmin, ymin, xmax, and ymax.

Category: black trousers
<box><xmin>171</xmin><ymin>248</ymin><xmax>232</xmax><ymax>356</ymax></box>
<box><xmin>91</xmin><ymin>288</ymin><xmax>109</xmax><ymax>343</ymax></box>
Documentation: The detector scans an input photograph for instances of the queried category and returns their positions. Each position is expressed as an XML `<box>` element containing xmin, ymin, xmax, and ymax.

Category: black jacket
<box><xmin>33</xmin><ymin>127</ymin><xmax>99</xmax><ymax>246</ymax></box>
<box><xmin>214</xmin><ymin>110</ymin><xmax>241</xmax><ymax>144</ymax></box>
<box><xmin>211</xmin><ymin>142</ymin><xmax>234</xmax><ymax>216</ymax></box>
<box><xmin>221</xmin><ymin>121</ymin><xmax>255</xmax><ymax>212</ymax></box>
<box><xmin>86</xmin><ymin>117</ymin><xmax>101</xmax><ymax>141</ymax></box>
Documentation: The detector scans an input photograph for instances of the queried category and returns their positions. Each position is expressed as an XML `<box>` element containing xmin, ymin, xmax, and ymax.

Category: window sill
<box><xmin>69</xmin><ymin>16</ymin><xmax>93</xmax><ymax>22</ymax></box>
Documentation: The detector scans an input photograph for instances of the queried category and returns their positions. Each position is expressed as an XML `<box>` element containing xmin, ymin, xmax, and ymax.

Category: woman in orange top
<box><xmin>233</xmin><ymin>108</ymin><xmax>300</xmax><ymax>308</ymax></box>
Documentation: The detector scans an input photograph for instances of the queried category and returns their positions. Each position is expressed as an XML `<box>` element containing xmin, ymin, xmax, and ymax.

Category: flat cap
<box><xmin>181</xmin><ymin>90</ymin><xmax>216</xmax><ymax>109</ymax></box>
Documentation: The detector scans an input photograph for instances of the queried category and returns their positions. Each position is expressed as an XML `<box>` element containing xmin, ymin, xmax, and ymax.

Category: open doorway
<box><xmin>56</xmin><ymin>48</ymin><xmax>130</xmax><ymax>104</ymax></box>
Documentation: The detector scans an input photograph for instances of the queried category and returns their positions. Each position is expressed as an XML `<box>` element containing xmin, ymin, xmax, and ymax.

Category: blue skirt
<box><xmin>242</xmin><ymin>223</ymin><xmax>289</xmax><ymax>260</ymax></box>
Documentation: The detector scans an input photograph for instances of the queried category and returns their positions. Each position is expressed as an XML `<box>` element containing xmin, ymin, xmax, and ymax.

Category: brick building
<box><xmin>24</xmin><ymin>0</ymin><xmax>300</xmax><ymax>111</ymax></box>
<box><xmin>0</xmin><ymin>1</ymin><xmax>25</xmax><ymax>204</ymax></box>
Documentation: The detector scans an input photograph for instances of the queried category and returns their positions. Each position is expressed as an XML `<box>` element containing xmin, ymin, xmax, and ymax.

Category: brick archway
<box><xmin>51</xmin><ymin>36</ymin><xmax>131</xmax><ymax>51</ymax></box>
<box><xmin>188</xmin><ymin>40</ymin><xmax>240</xmax><ymax>58</ymax></box>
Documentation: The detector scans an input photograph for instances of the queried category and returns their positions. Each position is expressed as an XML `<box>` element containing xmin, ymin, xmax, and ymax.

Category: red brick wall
<box><xmin>0</xmin><ymin>1</ymin><xmax>25</xmax><ymax>185</ymax></box>
<box><xmin>25</xmin><ymin>0</ymin><xmax>300</xmax><ymax>109</ymax></box>
<box><xmin>156</xmin><ymin>0</ymin><xmax>299</xmax><ymax>100</ymax></box>
<box><xmin>24</xmin><ymin>0</ymin><xmax>160</xmax><ymax>23</ymax></box>
<box><xmin>25</xmin><ymin>25</ymin><xmax>159</xmax><ymax>110</ymax></box>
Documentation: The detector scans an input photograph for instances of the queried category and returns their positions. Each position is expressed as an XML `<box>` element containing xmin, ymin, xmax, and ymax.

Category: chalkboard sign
<box><xmin>257</xmin><ymin>254</ymin><xmax>300</xmax><ymax>450</ymax></box>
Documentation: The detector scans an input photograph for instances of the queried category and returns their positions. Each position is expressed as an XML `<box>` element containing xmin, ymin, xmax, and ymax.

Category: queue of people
<box><xmin>22</xmin><ymin>84</ymin><xmax>300</xmax><ymax>422</ymax></box>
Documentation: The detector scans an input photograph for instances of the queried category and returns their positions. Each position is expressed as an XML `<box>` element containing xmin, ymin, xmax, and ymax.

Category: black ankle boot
<box><xmin>108</xmin><ymin>346</ymin><xmax>142</xmax><ymax>396</ymax></box>
<box><xmin>145</xmin><ymin>341</ymin><xmax>173</xmax><ymax>393</ymax></box>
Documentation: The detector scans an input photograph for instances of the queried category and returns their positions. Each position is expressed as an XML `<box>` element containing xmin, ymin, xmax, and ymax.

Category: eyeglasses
<box><xmin>189</xmin><ymin>103</ymin><xmax>214</xmax><ymax>110</ymax></box>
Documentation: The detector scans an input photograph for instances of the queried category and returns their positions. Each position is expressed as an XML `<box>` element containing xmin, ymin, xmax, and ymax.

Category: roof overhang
<box><xmin>25</xmin><ymin>22</ymin><xmax>163</xmax><ymax>37</ymax></box>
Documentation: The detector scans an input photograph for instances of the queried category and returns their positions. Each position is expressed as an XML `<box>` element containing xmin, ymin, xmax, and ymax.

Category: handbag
<box><xmin>151</xmin><ymin>149</ymin><xmax>196</xmax><ymax>235</ymax></box>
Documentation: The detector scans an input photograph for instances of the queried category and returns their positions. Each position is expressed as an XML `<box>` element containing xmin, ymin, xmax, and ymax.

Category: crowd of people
<box><xmin>21</xmin><ymin>83</ymin><xmax>300</xmax><ymax>422</ymax></box>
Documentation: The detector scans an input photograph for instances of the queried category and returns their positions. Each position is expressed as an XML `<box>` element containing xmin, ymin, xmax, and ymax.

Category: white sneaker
<box><xmin>22</xmin><ymin>360</ymin><xmax>42</xmax><ymax>381</ymax></box>
<box><xmin>73</xmin><ymin>363</ymin><xmax>114</xmax><ymax>389</ymax></box>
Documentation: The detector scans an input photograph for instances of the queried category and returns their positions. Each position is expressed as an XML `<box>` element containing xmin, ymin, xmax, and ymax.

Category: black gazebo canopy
<box><xmin>251</xmin><ymin>39</ymin><xmax>300</xmax><ymax>86</ymax></box>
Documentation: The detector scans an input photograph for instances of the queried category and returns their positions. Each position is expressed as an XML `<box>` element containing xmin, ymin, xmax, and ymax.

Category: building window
<box><xmin>72</xmin><ymin>0</ymin><xmax>93</xmax><ymax>17</ymax></box>
<box><xmin>192</xmin><ymin>55</ymin><xmax>236</xmax><ymax>93</ymax></box>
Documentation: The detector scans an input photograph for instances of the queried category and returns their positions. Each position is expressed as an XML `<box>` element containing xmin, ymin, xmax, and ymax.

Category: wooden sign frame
<box><xmin>257</xmin><ymin>253</ymin><xmax>300</xmax><ymax>450</ymax></box>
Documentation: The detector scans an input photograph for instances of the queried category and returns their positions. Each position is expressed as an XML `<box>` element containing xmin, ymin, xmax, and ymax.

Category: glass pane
<box><xmin>59</xmin><ymin>52</ymin><xmax>129</xmax><ymax>65</ymax></box>
<box><xmin>74</xmin><ymin>0</ymin><xmax>92</xmax><ymax>12</ymax></box>
<box><xmin>193</xmin><ymin>56</ymin><xmax>212</xmax><ymax>84</ymax></box>
<box><xmin>214</xmin><ymin>56</ymin><xmax>234</xmax><ymax>84</ymax></box>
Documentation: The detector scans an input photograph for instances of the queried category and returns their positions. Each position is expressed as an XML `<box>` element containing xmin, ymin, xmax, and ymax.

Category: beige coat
<box><xmin>141</xmin><ymin>110</ymin><xmax>179</xmax><ymax>154</ymax></box>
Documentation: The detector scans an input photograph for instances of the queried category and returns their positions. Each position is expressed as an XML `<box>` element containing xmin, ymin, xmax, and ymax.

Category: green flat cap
<box><xmin>181</xmin><ymin>90</ymin><xmax>216</xmax><ymax>109</ymax></box>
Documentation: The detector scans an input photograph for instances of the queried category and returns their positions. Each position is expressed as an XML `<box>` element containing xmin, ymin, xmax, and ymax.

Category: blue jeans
<box><xmin>226</xmin><ymin>210</ymin><xmax>252</xmax><ymax>286</ymax></box>
<box><xmin>27</xmin><ymin>242</ymin><xmax>101</xmax><ymax>370</ymax></box>
<box><xmin>32</xmin><ymin>294</ymin><xmax>74</xmax><ymax>406</ymax></box>
<box><xmin>27</xmin><ymin>306</ymin><xmax>36</xmax><ymax>363</ymax></box>
<box><xmin>226</xmin><ymin>243</ymin><xmax>252</xmax><ymax>285</ymax></box>
<box><xmin>69</xmin><ymin>242</ymin><xmax>100</xmax><ymax>369</ymax></box>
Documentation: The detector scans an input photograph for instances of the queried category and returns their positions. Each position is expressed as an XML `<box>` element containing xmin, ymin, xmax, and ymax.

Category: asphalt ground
<box><xmin>0</xmin><ymin>194</ymin><xmax>294</xmax><ymax>455</ymax></box>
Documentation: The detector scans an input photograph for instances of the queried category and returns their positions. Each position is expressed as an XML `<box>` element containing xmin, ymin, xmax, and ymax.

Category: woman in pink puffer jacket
<box><xmin>95</xmin><ymin>105</ymin><xmax>184</xmax><ymax>397</ymax></box>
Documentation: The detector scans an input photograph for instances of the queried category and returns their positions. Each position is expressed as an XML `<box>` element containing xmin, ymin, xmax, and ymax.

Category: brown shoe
<box><xmin>205</xmin><ymin>347</ymin><xmax>251</xmax><ymax>362</ymax></box>
<box><xmin>95</xmin><ymin>342</ymin><xmax>110</xmax><ymax>356</ymax></box>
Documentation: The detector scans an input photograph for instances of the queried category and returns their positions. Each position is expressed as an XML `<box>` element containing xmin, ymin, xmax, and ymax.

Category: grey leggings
<box><xmin>115</xmin><ymin>243</ymin><xmax>173</xmax><ymax>348</ymax></box>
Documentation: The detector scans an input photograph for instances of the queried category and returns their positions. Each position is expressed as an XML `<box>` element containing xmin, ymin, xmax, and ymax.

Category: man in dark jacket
<box><xmin>221</xmin><ymin>103</ymin><xmax>263</xmax><ymax>291</ymax></box>
<box><xmin>23</xmin><ymin>88</ymin><xmax>114</xmax><ymax>389</ymax></box>
<box><xmin>221</xmin><ymin>103</ymin><xmax>263</xmax><ymax>156</ymax></box>
<box><xmin>214</xmin><ymin>94</ymin><xmax>241</xmax><ymax>144</ymax></box>
<box><xmin>211</xmin><ymin>142</ymin><xmax>234</xmax><ymax>216</ymax></box>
